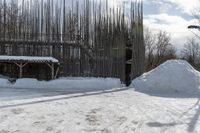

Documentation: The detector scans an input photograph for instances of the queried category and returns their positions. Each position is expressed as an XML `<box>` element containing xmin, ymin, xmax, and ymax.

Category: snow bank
<box><xmin>0</xmin><ymin>77</ymin><xmax>122</xmax><ymax>92</ymax></box>
<box><xmin>130</xmin><ymin>60</ymin><xmax>200</xmax><ymax>94</ymax></box>
<box><xmin>0</xmin><ymin>74</ymin><xmax>8</xmax><ymax>79</ymax></box>
<box><xmin>0</xmin><ymin>78</ymin><xmax>9</xmax><ymax>87</ymax></box>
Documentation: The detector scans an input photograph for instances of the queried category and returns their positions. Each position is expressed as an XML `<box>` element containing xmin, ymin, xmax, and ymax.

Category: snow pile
<box><xmin>0</xmin><ymin>74</ymin><xmax>8</xmax><ymax>79</ymax></box>
<box><xmin>0</xmin><ymin>78</ymin><xmax>9</xmax><ymax>86</ymax></box>
<box><xmin>0</xmin><ymin>77</ymin><xmax>122</xmax><ymax>92</ymax></box>
<box><xmin>130</xmin><ymin>60</ymin><xmax>200</xmax><ymax>94</ymax></box>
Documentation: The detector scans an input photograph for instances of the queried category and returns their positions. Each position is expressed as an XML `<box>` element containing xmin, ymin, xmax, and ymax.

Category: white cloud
<box><xmin>158</xmin><ymin>2</ymin><xmax>172</xmax><ymax>13</ymax></box>
<box><xmin>144</xmin><ymin>0</ymin><xmax>199</xmax><ymax>15</ymax></box>
<box><xmin>144</xmin><ymin>13</ymin><xmax>199</xmax><ymax>50</ymax></box>
<box><xmin>167</xmin><ymin>0</ymin><xmax>199</xmax><ymax>15</ymax></box>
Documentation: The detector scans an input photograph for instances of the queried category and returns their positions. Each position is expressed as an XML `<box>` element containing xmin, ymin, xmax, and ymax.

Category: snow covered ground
<box><xmin>1</xmin><ymin>60</ymin><xmax>200</xmax><ymax>133</ymax></box>
<box><xmin>0</xmin><ymin>89</ymin><xmax>200</xmax><ymax>133</ymax></box>
<box><xmin>0</xmin><ymin>77</ymin><xmax>122</xmax><ymax>101</ymax></box>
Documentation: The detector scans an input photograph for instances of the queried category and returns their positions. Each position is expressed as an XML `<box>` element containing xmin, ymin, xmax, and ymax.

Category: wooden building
<box><xmin>0</xmin><ymin>0</ymin><xmax>144</xmax><ymax>85</ymax></box>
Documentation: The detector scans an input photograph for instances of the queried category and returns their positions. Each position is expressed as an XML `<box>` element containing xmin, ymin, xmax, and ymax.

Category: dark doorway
<box><xmin>125</xmin><ymin>48</ymin><xmax>132</xmax><ymax>86</ymax></box>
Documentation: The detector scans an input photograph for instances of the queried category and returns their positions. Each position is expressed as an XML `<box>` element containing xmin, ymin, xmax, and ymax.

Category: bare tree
<box><xmin>144</xmin><ymin>27</ymin><xmax>156</xmax><ymax>70</ymax></box>
<box><xmin>144</xmin><ymin>28</ymin><xmax>176</xmax><ymax>71</ymax></box>
<box><xmin>182</xmin><ymin>38</ymin><xmax>200</xmax><ymax>66</ymax></box>
<box><xmin>155</xmin><ymin>31</ymin><xmax>171</xmax><ymax>61</ymax></box>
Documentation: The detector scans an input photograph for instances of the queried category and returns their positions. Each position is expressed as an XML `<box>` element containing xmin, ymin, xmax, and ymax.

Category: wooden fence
<box><xmin>0</xmin><ymin>0</ymin><xmax>144</xmax><ymax>84</ymax></box>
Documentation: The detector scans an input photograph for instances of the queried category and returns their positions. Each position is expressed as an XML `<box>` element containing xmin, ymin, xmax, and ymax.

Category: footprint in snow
<box><xmin>56</xmin><ymin>130</ymin><xmax>61</xmax><ymax>133</ymax></box>
<box><xmin>11</xmin><ymin>108</ymin><xmax>24</xmax><ymax>115</ymax></box>
<box><xmin>131</xmin><ymin>120</ymin><xmax>139</xmax><ymax>125</ymax></box>
<box><xmin>12</xmin><ymin>130</ymin><xmax>21</xmax><ymax>133</ymax></box>
<box><xmin>85</xmin><ymin>114</ymin><xmax>99</xmax><ymax>126</ymax></box>
<box><xmin>46</xmin><ymin>126</ymin><xmax>54</xmax><ymax>131</ymax></box>
<box><xmin>0</xmin><ymin>130</ymin><xmax>9</xmax><ymax>133</ymax></box>
<box><xmin>48</xmin><ymin>113</ymin><xmax>58</xmax><ymax>117</ymax></box>
<box><xmin>76</xmin><ymin>122</ymin><xmax>81</xmax><ymax>125</ymax></box>
<box><xmin>37</xmin><ymin>116</ymin><xmax>46</xmax><ymax>120</ymax></box>
<box><xmin>116</xmin><ymin>116</ymin><xmax>128</xmax><ymax>125</ymax></box>
<box><xmin>57</xmin><ymin>120</ymin><xmax>64</xmax><ymax>123</ymax></box>
<box><xmin>101</xmin><ymin>128</ymin><xmax>112</xmax><ymax>133</ymax></box>
<box><xmin>32</xmin><ymin>120</ymin><xmax>46</xmax><ymax>126</ymax></box>
<box><xmin>0</xmin><ymin>115</ymin><xmax>8</xmax><ymax>123</ymax></box>
<box><xmin>85</xmin><ymin>108</ymin><xmax>102</xmax><ymax>126</ymax></box>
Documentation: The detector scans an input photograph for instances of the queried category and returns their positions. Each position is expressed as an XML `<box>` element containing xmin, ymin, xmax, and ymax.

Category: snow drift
<box><xmin>130</xmin><ymin>60</ymin><xmax>200</xmax><ymax>94</ymax></box>
<box><xmin>0</xmin><ymin>77</ymin><xmax>122</xmax><ymax>92</ymax></box>
<box><xmin>0</xmin><ymin>74</ymin><xmax>8</xmax><ymax>79</ymax></box>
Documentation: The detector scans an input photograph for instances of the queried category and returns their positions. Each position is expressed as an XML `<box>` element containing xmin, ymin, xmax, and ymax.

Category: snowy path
<box><xmin>0</xmin><ymin>87</ymin><xmax>82</xmax><ymax>101</ymax></box>
<box><xmin>0</xmin><ymin>89</ymin><xmax>200</xmax><ymax>133</ymax></box>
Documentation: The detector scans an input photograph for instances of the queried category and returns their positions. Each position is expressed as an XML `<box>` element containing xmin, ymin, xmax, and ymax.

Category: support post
<box><xmin>45</xmin><ymin>62</ymin><xmax>56</xmax><ymax>80</ymax></box>
<box><xmin>14</xmin><ymin>62</ymin><xmax>28</xmax><ymax>79</ymax></box>
<box><xmin>54</xmin><ymin>67</ymin><xmax>59</xmax><ymax>78</ymax></box>
<box><xmin>51</xmin><ymin>63</ymin><xmax>54</xmax><ymax>79</ymax></box>
<box><xmin>19</xmin><ymin>64</ymin><xmax>23</xmax><ymax>78</ymax></box>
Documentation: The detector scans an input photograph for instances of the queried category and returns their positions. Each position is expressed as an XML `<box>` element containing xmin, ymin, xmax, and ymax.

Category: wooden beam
<box><xmin>14</xmin><ymin>62</ymin><xmax>28</xmax><ymax>78</ymax></box>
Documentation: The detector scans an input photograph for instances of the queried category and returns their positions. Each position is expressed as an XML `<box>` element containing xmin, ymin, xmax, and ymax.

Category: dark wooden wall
<box><xmin>0</xmin><ymin>0</ymin><xmax>144</xmax><ymax>84</ymax></box>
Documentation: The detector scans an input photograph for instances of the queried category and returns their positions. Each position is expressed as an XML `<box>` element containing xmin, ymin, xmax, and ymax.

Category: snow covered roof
<box><xmin>0</xmin><ymin>55</ymin><xmax>59</xmax><ymax>63</ymax></box>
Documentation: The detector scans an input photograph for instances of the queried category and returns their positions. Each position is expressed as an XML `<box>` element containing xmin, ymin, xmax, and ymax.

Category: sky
<box><xmin>143</xmin><ymin>0</ymin><xmax>199</xmax><ymax>52</ymax></box>
<box><xmin>108</xmin><ymin>0</ymin><xmax>199</xmax><ymax>52</ymax></box>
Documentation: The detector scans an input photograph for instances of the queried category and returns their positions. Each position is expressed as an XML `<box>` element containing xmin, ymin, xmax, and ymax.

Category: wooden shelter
<box><xmin>0</xmin><ymin>56</ymin><xmax>59</xmax><ymax>80</ymax></box>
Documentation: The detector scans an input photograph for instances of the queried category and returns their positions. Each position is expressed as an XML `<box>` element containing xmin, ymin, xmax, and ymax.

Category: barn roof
<box><xmin>0</xmin><ymin>55</ymin><xmax>59</xmax><ymax>63</ymax></box>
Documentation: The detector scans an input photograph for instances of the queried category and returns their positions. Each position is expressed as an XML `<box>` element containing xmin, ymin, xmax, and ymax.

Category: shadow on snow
<box><xmin>134</xmin><ymin>89</ymin><xmax>200</xmax><ymax>99</ymax></box>
<box><xmin>0</xmin><ymin>87</ymin><xmax>128</xmax><ymax>109</ymax></box>
<box><xmin>146</xmin><ymin>99</ymin><xmax>200</xmax><ymax>132</ymax></box>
